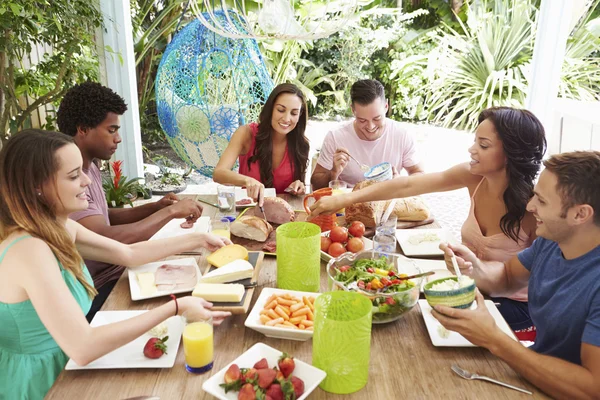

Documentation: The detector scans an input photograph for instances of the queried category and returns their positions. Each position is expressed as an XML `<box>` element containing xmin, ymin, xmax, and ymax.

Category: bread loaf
<box><xmin>345</xmin><ymin>180</ymin><xmax>430</xmax><ymax>227</ymax></box>
<box><xmin>230</xmin><ymin>216</ymin><xmax>273</xmax><ymax>242</ymax></box>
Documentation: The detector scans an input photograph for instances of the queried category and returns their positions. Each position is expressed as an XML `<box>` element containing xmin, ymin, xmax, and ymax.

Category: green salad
<box><xmin>333</xmin><ymin>257</ymin><xmax>418</xmax><ymax>322</ymax></box>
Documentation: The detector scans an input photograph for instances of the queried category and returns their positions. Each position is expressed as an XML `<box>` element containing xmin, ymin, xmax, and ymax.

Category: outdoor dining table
<box><xmin>47</xmin><ymin>193</ymin><xmax>549</xmax><ymax>399</ymax></box>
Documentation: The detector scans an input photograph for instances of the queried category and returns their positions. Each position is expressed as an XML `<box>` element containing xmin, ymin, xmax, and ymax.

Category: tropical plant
<box><xmin>424</xmin><ymin>0</ymin><xmax>536</xmax><ymax>130</ymax></box>
<box><xmin>0</xmin><ymin>0</ymin><xmax>103</xmax><ymax>142</ymax></box>
<box><xmin>103</xmin><ymin>160</ymin><xmax>146</xmax><ymax>208</ymax></box>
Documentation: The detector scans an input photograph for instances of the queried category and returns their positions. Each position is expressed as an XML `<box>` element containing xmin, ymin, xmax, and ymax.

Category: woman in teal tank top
<box><xmin>0</xmin><ymin>130</ymin><xmax>232</xmax><ymax>399</ymax></box>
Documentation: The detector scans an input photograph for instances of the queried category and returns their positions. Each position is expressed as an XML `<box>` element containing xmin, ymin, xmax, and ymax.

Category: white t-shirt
<box><xmin>316</xmin><ymin>119</ymin><xmax>420</xmax><ymax>185</ymax></box>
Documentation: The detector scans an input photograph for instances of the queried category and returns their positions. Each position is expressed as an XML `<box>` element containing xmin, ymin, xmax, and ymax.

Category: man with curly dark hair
<box><xmin>57</xmin><ymin>82</ymin><xmax>203</xmax><ymax>320</ymax></box>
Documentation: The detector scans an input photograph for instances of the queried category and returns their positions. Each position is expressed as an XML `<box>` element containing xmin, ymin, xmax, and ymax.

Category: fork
<box><xmin>451</xmin><ymin>365</ymin><xmax>532</xmax><ymax>395</ymax></box>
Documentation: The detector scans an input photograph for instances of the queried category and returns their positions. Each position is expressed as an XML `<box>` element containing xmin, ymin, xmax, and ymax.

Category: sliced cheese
<box><xmin>199</xmin><ymin>259</ymin><xmax>253</xmax><ymax>283</ymax></box>
<box><xmin>192</xmin><ymin>283</ymin><xmax>245</xmax><ymax>302</ymax></box>
<box><xmin>137</xmin><ymin>271</ymin><xmax>156</xmax><ymax>296</ymax></box>
<box><xmin>206</xmin><ymin>244</ymin><xmax>249</xmax><ymax>268</ymax></box>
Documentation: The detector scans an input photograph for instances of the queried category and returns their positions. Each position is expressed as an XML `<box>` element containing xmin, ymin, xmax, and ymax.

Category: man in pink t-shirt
<box><xmin>311</xmin><ymin>79</ymin><xmax>424</xmax><ymax>188</ymax></box>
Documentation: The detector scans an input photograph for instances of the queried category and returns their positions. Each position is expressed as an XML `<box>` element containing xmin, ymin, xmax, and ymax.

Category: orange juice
<box><xmin>183</xmin><ymin>321</ymin><xmax>213</xmax><ymax>372</ymax></box>
<box><xmin>211</xmin><ymin>229</ymin><xmax>231</xmax><ymax>240</ymax></box>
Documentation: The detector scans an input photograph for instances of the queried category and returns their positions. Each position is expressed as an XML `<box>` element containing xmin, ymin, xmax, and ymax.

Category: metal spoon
<box><xmin>346</xmin><ymin>153</ymin><xmax>370</xmax><ymax>173</ymax></box>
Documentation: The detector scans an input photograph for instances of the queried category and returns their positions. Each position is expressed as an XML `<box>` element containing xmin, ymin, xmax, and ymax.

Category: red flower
<box><xmin>111</xmin><ymin>160</ymin><xmax>123</xmax><ymax>189</ymax></box>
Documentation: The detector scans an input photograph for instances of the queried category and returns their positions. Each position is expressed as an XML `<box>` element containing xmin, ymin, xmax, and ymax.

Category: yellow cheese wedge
<box><xmin>137</xmin><ymin>272</ymin><xmax>156</xmax><ymax>296</ymax></box>
<box><xmin>206</xmin><ymin>244</ymin><xmax>249</xmax><ymax>268</ymax></box>
<box><xmin>192</xmin><ymin>283</ymin><xmax>245</xmax><ymax>302</ymax></box>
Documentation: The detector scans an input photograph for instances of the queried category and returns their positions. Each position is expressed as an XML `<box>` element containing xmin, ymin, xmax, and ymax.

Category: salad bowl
<box><xmin>326</xmin><ymin>250</ymin><xmax>423</xmax><ymax>323</ymax></box>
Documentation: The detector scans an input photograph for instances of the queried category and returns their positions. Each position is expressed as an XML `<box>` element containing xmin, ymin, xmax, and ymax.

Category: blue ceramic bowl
<box><xmin>423</xmin><ymin>277</ymin><xmax>476</xmax><ymax>309</ymax></box>
<box><xmin>364</xmin><ymin>162</ymin><xmax>392</xmax><ymax>182</ymax></box>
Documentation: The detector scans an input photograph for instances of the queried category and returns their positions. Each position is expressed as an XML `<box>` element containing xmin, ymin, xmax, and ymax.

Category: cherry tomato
<box><xmin>320</xmin><ymin>236</ymin><xmax>332</xmax><ymax>252</ymax></box>
<box><xmin>329</xmin><ymin>226</ymin><xmax>349</xmax><ymax>243</ymax></box>
<box><xmin>346</xmin><ymin>237</ymin><xmax>364</xmax><ymax>253</ymax></box>
<box><xmin>348</xmin><ymin>221</ymin><xmax>366</xmax><ymax>238</ymax></box>
<box><xmin>328</xmin><ymin>242</ymin><xmax>346</xmax><ymax>257</ymax></box>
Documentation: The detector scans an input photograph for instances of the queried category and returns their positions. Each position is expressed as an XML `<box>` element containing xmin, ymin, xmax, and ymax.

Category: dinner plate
<box><xmin>419</xmin><ymin>300</ymin><xmax>517</xmax><ymax>347</ymax></box>
<box><xmin>65</xmin><ymin>311</ymin><xmax>183</xmax><ymax>370</ymax></box>
<box><xmin>395</xmin><ymin>228</ymin><xmax>457</xmax><ymax>257</ymax></box>
<box><xmin>234</xmin><ymin>187</ymin><xmax>276</xmax><ymax>208</ymax></box>
<box><xmin>202</xmin><ymin>342</ymin><xmax>326</xmax><ymax>400</ymax></box>
<box><xmin>128</xmin><ymin>258</ymin><xmax>201</xmax><ymax>301</ymax></box>
<box><xmin>149</xmin><ymin>216</ymin><xmax>210</xmax><ymax>241</ymax></box>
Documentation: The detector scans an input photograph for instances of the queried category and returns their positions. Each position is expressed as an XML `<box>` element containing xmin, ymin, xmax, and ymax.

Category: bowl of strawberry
<box><xmin>326</xmin><ymin>250</ymin><xmax>422</xmax><ymax>323</ymax></box>
<box><xmin>320</xmin><ymin>222</ymin><xmax>372</xmax><ymax>262</ymax></box>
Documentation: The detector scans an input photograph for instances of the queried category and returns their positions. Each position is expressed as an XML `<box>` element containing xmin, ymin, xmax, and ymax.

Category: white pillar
<box><xmin>99</xmin><ymin>0</ymin><xmax>143</xmax><ymax>179</ymax></box>
<box><xmin>525</xmin><ymin>0</ymin><xmax>573</xmax><ymax>155</ymax></box>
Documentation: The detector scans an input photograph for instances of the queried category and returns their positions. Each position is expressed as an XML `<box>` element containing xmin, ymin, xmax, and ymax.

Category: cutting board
<box><xmin>200</xmin><ymin>251</ymin><xmax>264</xmax><ymax>314</ymax></box>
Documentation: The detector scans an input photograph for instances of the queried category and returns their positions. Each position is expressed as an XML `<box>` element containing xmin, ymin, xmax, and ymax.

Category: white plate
<box><xmin>245</xmin><ymin>288</ymin><xmax>321</xmax><ymax>341</ymax></box>
<box><xmin>149</xmin><ymin>216</ymin><xmax>210</xmax><ymax>241</ymax></box>
<box><xmin>128</xmin><ymin>258</ymin><xmax>201</xmax><ymax>301</ymax></box>
<box><xmin>66</xmin><ymin>311</ymin><xmax>183</xmax><ymax>369</ymax></box>
<box><xmin>234</xmin><ymin>187</ymin><xmax>276</xmax><ymax>208</ymax></box>
<box><xmin>320</xmin><ymin>232</ymin><xmax>373</xmax><ymax>263</ymax></box>
<box><xmin>395</xmin><ymin>228</ymin><xmax>457</xmax><ymax>257</ymax></box>
<box><xmin>202</xmin><ymin>342</ymin><xmax>326</xmax><ymax>400</ymax></box>
<box><xmin>419</xmin><ymin>300</ymin><xmax>517</xmax><ymax>347</ymax></box>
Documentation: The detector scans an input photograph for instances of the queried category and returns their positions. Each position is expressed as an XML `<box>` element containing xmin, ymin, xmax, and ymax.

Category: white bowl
<box><xmin>202</xmin><ymin>342</ymin><xmax>326</xmax><ymax>400</ymax></box>
<box><xmin>245</xmin><ymin>288</ymin><xmax>321</xmax><ymax>341</ymax></box>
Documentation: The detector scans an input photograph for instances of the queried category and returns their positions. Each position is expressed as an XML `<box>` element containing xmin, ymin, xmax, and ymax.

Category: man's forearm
<box><xmin>102</xmin><ymin>207</ymin><xmax>176</xmax><ymax>244</ymax></box>
<box><xmin>109</xmin><ymin>202</ymin><xmax>161</xmax><ymax>225</ymax></box>
<box><xmin>470</xmin><ymin>260</ymin><xmax>522</xmax><ymax>298</ymax></box>
<box><xmin>490</xmin><ymin>335</ymin><xmax>598</xmax><ymax>399</ymax></box>
<box><xmin>311</xmin><ymin>170</ymin><xmax>336</xmax><ymax>190</ymax></box>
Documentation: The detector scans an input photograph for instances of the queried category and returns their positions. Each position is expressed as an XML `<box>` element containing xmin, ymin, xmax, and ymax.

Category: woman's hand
<box><xmin>309</xmin><ymin>196</ymin><xmax>344</xmax><ymax>218</ymax></box>
<box><xmin>179</xmin><ymin>297</ymin><xmax>232</xmax><ymax>326</ymax></box>
<box><xmin>245</xmin><ymin>177</ymin><xmax>265</xmax><ymax>206</ymax></box>
<box><xmin>439</xmin><ymin>242</ymin><xmax>476</xmax><ymax>275</ymax></box>
<box><xmin>286</xmin><ymin>180</ymin><xmax>305</xmax><ymax>196</ymax></box>
<box><xmin>199</xmin><ymin>233</ymin><xmax>232</xmax><ymax>252</ymax></box>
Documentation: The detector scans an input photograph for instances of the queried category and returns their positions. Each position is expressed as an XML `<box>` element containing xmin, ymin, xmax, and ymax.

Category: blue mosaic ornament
<box><xmin>156</xmin><ymin>13</ymin><xmax>274</xmax><ymax>177</ymax></box>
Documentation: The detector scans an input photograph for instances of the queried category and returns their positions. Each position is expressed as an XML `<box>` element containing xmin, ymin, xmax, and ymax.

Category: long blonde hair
<box><xmin>0</xmin><ymin>129</ymin><xmax>97</xmax><ymax>297</ymax></box>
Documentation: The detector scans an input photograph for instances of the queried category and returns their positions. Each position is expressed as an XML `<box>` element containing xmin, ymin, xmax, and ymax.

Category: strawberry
<box><xmin>275</xmin><ymin>369</ymin><xmax>285</xmax><ymax>383</ymax></box>
<box><xmin>278</xmin><ymin>353</ymin><xmax>295</xmax><ymax>378</ymax></box>
<box><xmin>143</xmin><ymin>336</ymin><xmax>168</xmax><ymax>359</ymax></box>
<box><xmin>257</xmin><ymin>368</ymin><xmax>277</xmax><ymax>389</ymax></box>
<box><xmin>253</xmin><ymin>357</ymin><xmax>269</xmax><ymax>370</ymax></box>
<box><xmin>224</xmin><ymin>364</ymin><xmax>242</xmax><ymax>384</ymax></box>
<box><xmin>290</xmin><ymin>376</ymin><xmax>305</xmax><ymax>398</ymax></box>
<box><xmin>242</xmin><ymin>368</ymin><xmax>258</xmax><ymax>383</ymax></box>
<box><xmin>238</xmin><ymin>383</ymin><xmax>256</xmax><ymax>400</ymax></box>
<box><xmin>265</xmin><ymin>383</ymin><xmax>284</xmax><ymax>400</ymax></box>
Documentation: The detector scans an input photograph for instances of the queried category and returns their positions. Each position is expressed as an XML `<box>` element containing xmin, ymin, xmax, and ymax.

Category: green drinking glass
<box><xmin>276</xmin><ymin>222</ymin><xmax>321</xmax><ymax>292</ymax></box>
<box><xmin>312</xmin><ymin>291</ymin><xmax>373</xmax><ymax>394</ymax></box>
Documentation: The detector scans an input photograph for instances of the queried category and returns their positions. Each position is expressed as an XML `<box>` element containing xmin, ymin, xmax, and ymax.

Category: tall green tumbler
<box><xmin>276</xmin><ymin>222</ymin><xmax>321</xmax><ymax>292</ymax></box>
<box><xmin>312</xmin><ymin>291</ymin><xmax>373</xmax><ymax>394</ymax></box>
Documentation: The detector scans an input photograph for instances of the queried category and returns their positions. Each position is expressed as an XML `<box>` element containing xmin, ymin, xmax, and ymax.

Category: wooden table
<box><xmin>47</xmin><ymin>195</ymin><xmax>548</xmax><ymax>399</ymax></box>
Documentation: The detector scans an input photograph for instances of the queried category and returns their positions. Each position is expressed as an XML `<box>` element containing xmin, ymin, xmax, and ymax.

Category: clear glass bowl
<box><xmin>326</xmin><ymin>250</ymin><xmax>423</xmax><ymax>324</ymax></box>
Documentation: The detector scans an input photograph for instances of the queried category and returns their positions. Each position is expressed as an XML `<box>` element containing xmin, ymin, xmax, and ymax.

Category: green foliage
<box><xmin>0</xmin><ymin>0</ymin><xmax>103</xmax><ymax>141</ymax></box>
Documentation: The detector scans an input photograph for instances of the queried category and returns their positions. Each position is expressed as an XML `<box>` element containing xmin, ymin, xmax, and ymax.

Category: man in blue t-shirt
<box><xmin>436</xmin><ymin>151</ymin><xmax>600</xmax><ymax>398</ymax></box>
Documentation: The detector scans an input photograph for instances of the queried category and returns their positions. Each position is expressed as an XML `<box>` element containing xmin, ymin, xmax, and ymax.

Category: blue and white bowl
<box><xmin>364</xmin><ymin>162</ymin><xmax>392</xmax><ymax>182</ymax></box>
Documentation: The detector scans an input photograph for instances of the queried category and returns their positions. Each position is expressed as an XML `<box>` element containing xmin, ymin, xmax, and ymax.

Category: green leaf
<box><xmin>9</xmin><ymin>3</ymin><xmax>21</xmax><ymax>16</ymax></box>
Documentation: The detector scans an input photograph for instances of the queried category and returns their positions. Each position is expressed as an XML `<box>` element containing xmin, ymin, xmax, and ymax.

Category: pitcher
<box><xmin>303</xmin><ymin>188</ymin><xmax>337</xmax><ymax>232</ymax></box>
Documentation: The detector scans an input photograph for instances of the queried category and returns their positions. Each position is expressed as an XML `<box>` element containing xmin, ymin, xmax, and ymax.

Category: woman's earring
<box><xmin>37</xmin><ymin>192</ymin><xmax>42</xmax><ymax>196</ymax></box>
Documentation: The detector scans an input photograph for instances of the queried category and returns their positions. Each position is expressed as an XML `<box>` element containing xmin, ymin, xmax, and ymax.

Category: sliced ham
<box><xmin>231</xmin><ymin>216</ymin><xmax>273</xmax><ymax>242</ymax></box>
<box><xmin>262</xmin><ymin>241</ymin><xmax>277</xmax><ymax>253</ymax></box>
<box><xmin>180</xmin><ymin>218</ymin><xmax>194</xmax><ymax>229</ymax></box>
<box><xmin>236</xmin><ymin>198</ymin><xmax>253</xmax><ymax>206</ymax></box>
<box><xmin>155</xmin><ymin>264</ymin><xmax>197</xmax><ymax>291</ymax></box>
<box><xmin>261</xmin><ymin>197</ymin><xmax>295</xmax><ymax>225</ymax></box>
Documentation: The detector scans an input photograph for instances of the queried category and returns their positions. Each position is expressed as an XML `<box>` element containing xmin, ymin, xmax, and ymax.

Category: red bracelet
<box><xmin>170</xmin><ymin>294</ymin><xmax>178</xmax><ymax>316</ymax></box>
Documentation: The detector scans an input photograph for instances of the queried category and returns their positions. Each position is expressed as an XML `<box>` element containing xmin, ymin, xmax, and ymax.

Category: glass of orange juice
<box><xmin>182</xmin><ymin>313</ymin><xmax>213</xmax><ymax>373</ymax></box>
<box><xmin>210</xmin><ymin>218</ymin><xmax>230</xmax><ymax>240</ymax></box>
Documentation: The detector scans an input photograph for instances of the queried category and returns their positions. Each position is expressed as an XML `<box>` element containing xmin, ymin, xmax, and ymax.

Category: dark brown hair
<box><xmin>248</xmin><ymin>83</ymin><xmax>309</xmax><ymax>188</ymax></box>
<box><xmin>543</xmin><ymin>151</ymin><xmax>600</xmax><ymax>225</ymax></box>
<box><xmin>0</xmin><ymin>129</ymin><xmax>97</xmax><ymax>297</ymax></box>
<box><xmin>350</xmin><ymin>79</ymin><xmax>385</xmax><ymax>106</ymax></box>
<box><xmin>478</xmin><ymin>107</ymin><xmax>547</xmax><ymax>242</ymax></box>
